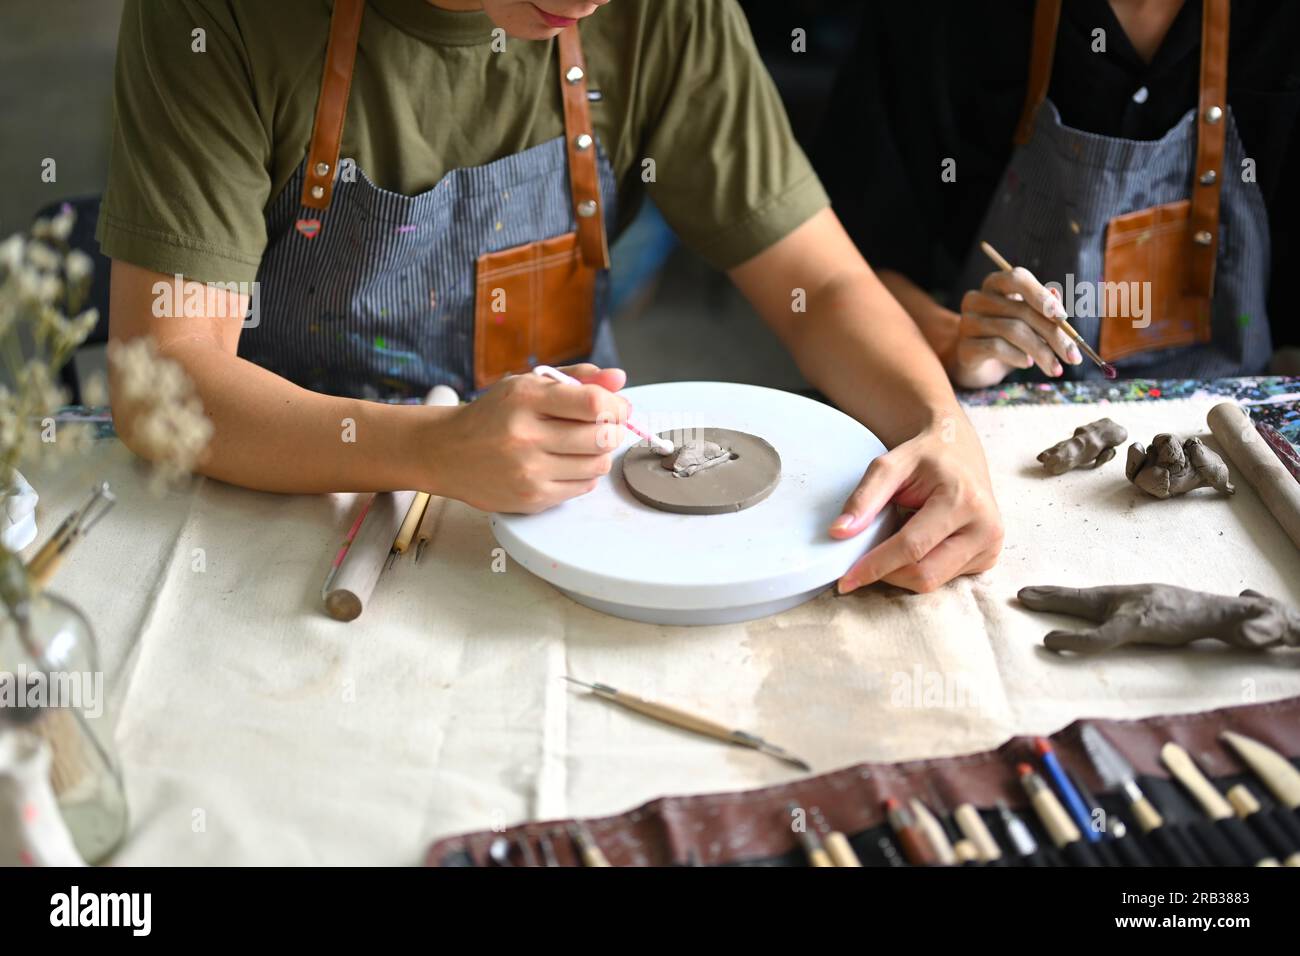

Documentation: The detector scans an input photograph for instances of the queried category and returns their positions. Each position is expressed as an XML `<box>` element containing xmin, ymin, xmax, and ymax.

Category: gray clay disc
<box><xmin>621</xmin><ymin>428</ymin><xmax>781</xmax><ymax>515</ymax></box>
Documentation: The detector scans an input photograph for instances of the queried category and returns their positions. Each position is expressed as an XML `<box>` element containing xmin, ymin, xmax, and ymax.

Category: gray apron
<box><xmin>955</xmin><ymin>1</ymin><xmax>1271</xmax><ymax>381</ymax></box>
<box><xmin>245</xmin><ymin>142</ymin><xmax>617</xmax><ymax>400</ymax></box>
<box><xmin>240</xmin><ymin>4</ymin><xmax>617</xmax><ymax>400</ymax></box>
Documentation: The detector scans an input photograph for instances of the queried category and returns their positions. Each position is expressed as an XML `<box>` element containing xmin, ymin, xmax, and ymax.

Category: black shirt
<box><xmin>815</xmin><ymin>0</ymin><xmax>1300</xmax><ymax>348</ymax></box>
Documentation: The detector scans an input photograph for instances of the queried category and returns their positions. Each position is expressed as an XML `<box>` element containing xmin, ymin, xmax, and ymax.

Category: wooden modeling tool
<box><xmin>788</xmin><ymin>803</ymin><xmax>834</xmax><ymax>867</ymax></box>
<box><xmin>562</xmin><ymin>676</ymin><xmax>811</xmax><ymax>772</ymax></box>
<box><xmin>954</xmin><ymin>804</ymin><xmax>1002</xmax><ymax>864</ymax></box>
<box><xmin>1226</xmin><ymin>784</ymin><xmax>1300</xmax><ymax>867</ymax></box>
<box><xmin>414</xmin><ymin>491</ymin><xmax>445</xmax><ymax>563</ymax></box>
<box><xmin>568</xmin><ymin>821</ymin><xmax>610</xmax><ymax>867</ymax></box>
<box><xmin>387</xmin><ymin>494</ymin><xmax>428</xmax><ymax>569</ymax></box>
<box><xmin>925</xmin><ymin>790</ymin><xmax>980</xmax><ymax>864</ymax></box>
<box><xmin>980</xmin><ymin>240</ymin><xmax>1117</xmax><ymax>379</ymax></box>
<box><xmin>883</xmin><ymin>798</ymin><xmax>938</xmax><ymax>866</ymax></box>
<box><xmin>25</xmin><ymin>482</ymin><xmax>115</xmax><ymax>590</ymax></box>
<box><xmin>908</xmin><ymin>798</ymin><xmax>957</xmax><ymax>865</ymax></box>
<box><xmin>811</xmin><ymin>806</ymin><xmax>861</xmax><ymax>867</ymax></box>
<box><xmin>532</xmin><ymin>365</ymin><xmax>673</xmax><ymax>455</ymax></box>
<box><xmin>1162</xmin><ymin>743</ymin><xmax>1279</xmax><ymax>866</ymax></box>
<box><xmin>388</xmin><ymin>385</ymin><xmax>459</xmax><ymax>569</ymax></box>
<box><xmin>1220</xmin><ymin>731</ymin><xmax>1300</xmax><ymax>809</ymax></box>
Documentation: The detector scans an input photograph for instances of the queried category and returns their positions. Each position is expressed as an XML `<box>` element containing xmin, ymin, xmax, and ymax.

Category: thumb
<box><xmin>1042</xmin><ymin>627</ymin><xmax>1123</xmax><ymax>654</ymax></box>
<box><xmin>830</xmin><ymin>452</ymin><xmax>906</xmax><ymax>538</ymax></box>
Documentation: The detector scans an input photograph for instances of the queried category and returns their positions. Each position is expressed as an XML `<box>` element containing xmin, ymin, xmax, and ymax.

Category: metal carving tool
<box><xmin>1081</xmin><ymin>724</ymin><xmax>1195</xmax><ymax>866</ymax></box>
<box><xmin>25</xmin><ymin>481</ymin><xmax>116</xmax><ymax>589</ymax></box>
<box><xmin>562</xmin><ymin>676</ymin><xmax>811</xmax><ymax>772</ymax></box>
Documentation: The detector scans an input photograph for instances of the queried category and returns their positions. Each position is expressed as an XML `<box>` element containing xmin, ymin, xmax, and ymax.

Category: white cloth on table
<box><xmin>28</xmin><ymin>396</ymin><xmax>1300</xmax><ymax>865</ymax></box>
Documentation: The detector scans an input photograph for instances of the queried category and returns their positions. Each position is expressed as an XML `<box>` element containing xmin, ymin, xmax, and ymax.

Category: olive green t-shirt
<box><xmin>98</xmin><ymin>0</ymin><xmax>828</xmax><ymax>286</ymax></box>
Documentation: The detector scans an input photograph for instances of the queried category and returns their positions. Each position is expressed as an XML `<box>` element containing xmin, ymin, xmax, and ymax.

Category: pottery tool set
<box><xmin>491</xmin><ymin>380</ymin><xmax>895</xmax><ymax>624</ymax></box>
<box><xmin>25</xmin><ymin>482</ymin><xmax>115</xmax><ymax>591</ymax></box>
<box><xmin>322</xmin><ymin>386</ymin><xmax>459</xmax><ymax>621</ymax></box>
<box><xmin>427</xmin><ymin>696</ymin><xmax>1300</xmax><ymax>867</ymax></box>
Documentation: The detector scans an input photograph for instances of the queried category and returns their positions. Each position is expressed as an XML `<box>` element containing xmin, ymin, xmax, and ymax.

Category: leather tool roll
<box><xmin>428</xmin><ymin>696</ymin><xmax>1300</xmax><ymax>866</ymax></box>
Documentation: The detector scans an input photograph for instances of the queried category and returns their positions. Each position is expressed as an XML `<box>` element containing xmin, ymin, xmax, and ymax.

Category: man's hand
<box><xmin>427</xmin><ymin>363</ymin><xmax>628</xmax><ymax>513</ymax></box>
<box><xmin>832</xmin><ymin>416</ymin><xmax>1002</xmax><ymax>594</ymax></box>
<box><xmin>727</xmin><ymin>208</ymin><xmax>1004</xmax><ymax>595</ymax></box>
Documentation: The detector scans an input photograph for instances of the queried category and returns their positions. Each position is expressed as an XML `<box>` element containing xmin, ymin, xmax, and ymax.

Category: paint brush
<box><xmin>562</xmin><ymin>676</ymin><xmax>810</xmax><ymax>771</ymax></box>
<box><xmin>883</xmin><ymin>798</ymin><xmax>938</xmax><ymax>866</ymax></box>
<box><xmin>533</xmin><ymin>364</ymin><xmax>674</xmax><ymax>455</ymax></box>
<box><xmin>980</xmin><ymin>240</ymin><xmax>1117</xmax><ymax>379</ymax></box>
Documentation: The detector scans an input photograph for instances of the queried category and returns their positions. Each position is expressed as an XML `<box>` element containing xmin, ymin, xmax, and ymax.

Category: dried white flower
<box><xmin>0</xmin><ymin>235</ymin><xmax>24</xmax><ymax>274</ymax></box>
<box><xmin>65</xmin><ymin>249</ymin><xmax>93</xmax><ymax>286</ymax></box>
<box><xmin>49</xmin><ymin>206</ymin><xmax>76</xmax><ymax>242</ymax></box>
<box><xmin>108</xmin><ymin>338</ymin><xmax>212</xmax><ymax>490</ymax></box>
<box><xmin>25</xmin><ymin>241</ymin><xmax>61</xmax><ymax>274</ymax></box>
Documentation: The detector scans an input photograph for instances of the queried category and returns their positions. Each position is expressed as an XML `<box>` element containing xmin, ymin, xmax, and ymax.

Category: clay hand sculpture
<box><xmin>1125</xmin><ymin>434</ymin><xmax>1235</xmax><ymax>498</ymax></box>
<box><xmin>1037</xmin><ymin>418</ymin><xmax>1128</xmax><ymax>474</ymax></box>
<box><xmin>1019</xmin><ymin>583</ymin><xmax>1300</xmax><ymax>653</ymax></box>
<box><xmin>662</xmin><ymin>439</ymin><xmax>733</xmax><ymax>478</ymax></box>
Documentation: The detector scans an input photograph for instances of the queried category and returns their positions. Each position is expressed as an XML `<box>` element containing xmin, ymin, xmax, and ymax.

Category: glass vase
<box><xmin>0</xmin><ymin>586</ymin><xmax>127</xmax><ymax>863</ymax></box>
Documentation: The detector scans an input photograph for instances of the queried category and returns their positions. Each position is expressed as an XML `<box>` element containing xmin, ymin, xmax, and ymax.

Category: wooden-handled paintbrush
<box><xmin>980</xmin><ymin>240</ymin><xmax>1117</xmax><ymax>380</ymax></box>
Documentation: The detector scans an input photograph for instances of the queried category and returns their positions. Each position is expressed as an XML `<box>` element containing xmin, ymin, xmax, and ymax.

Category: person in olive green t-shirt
<box><xmin>101</xmin><ymin>0</ymin><xmax>1003</xmax><ymax>595</ymax></box>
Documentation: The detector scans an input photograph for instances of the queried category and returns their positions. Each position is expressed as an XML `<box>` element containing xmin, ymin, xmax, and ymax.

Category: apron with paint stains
<box><xmin>954</xmin><ymin>0</ymin><xmax>1271</xmax><ymax>380</ymax></box>
<box><xmin>241</xmin><ymin>2</ymin><xmax>617</xmax><ymax>400</ymax></box>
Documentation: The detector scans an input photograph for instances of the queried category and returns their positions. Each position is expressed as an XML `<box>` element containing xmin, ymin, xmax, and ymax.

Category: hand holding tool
<box><xmin>980</xmin><ymin>240</ymin><xmax>1116</xmax><ymax>379</ymax></box>
<box><xmin>533</xmin><ymin>365</ymin><xmax>673</xmax><ymax>455</ymax></box>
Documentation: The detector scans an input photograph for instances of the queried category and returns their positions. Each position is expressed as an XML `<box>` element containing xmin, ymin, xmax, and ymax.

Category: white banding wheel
<box><xmin>491</xmin><ymin>382</ymin><xmax>896</xmax><ymax>625</ymax></box>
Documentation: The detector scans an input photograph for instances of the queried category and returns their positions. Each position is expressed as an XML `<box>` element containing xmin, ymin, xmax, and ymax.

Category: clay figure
<box><xmin>1125</xmin><ymin>434</ymin><xmax>1234</xmax><ymax>498</ymax></box>
<box><xmin>1018</xmin><ymin>584</ymin><xmax>1300</xmax><ymax>653</ymax></box>
<box><xmin>662</xmin><ymin>439</ymin><xmax>733</xmax><ymax>478</ymax></box>
<box><xmin>1037</xmin><ymin>418</ymin><xmax>1128</xmax><ymax>474</ymax></box>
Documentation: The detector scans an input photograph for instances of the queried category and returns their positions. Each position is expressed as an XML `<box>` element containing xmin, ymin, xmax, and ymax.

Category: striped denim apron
<box><xmin>241</xmin><ymin>141</ymin><xmax>618</xmax><ymax>400</ymax></box>
<box><xmin>954</xmin><ymin>101</ymin><xmax>1270</xmax><ymax>381</ymax></box>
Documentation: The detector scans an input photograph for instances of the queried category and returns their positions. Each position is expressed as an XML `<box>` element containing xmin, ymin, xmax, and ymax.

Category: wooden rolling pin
<box><xmin>1207</xmin><ymin>403</ymin><xmax>1300</xmax><ymax>552</ymax></box>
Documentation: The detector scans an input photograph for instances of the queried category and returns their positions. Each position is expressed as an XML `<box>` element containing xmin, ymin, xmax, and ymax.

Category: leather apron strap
<box><xmin>299</xmin><ymin>5</ymin><xmax>611</xmax><ymax>270</ymax></box>
<box><xmin>1012</xmin><ymin>0</ymin><xmax>1061</xmax><ymax>146</ymax></box>
<box><xmin>556</xmin><ymin>25</ymin><xmax>611</xmax><ymax>270</ymax></box>
<box><xmin>1011</xmin><ymin>0</ymin><xmax>1230</xmax><ymax>297</ymax></box>
<box><xmin>1187</xmin><ymin>0</ymin><xmax>1229</xmax><ymax>298</ymax></box>
<box><xmin>301</xmin><ymin>0</ymin><xmax>366</xmax><ymax>209</ymax></box>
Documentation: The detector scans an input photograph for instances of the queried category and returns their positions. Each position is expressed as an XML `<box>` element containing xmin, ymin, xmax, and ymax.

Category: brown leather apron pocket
<box><xmin>1100</xmin><ymin>200</ymin><xmax>1212</xmax><ymax>361</ymax></box>
<box><xmin>473</xmin><ymin>230</ymin><xmax>595</xmax><ymax>391</ymax></box>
